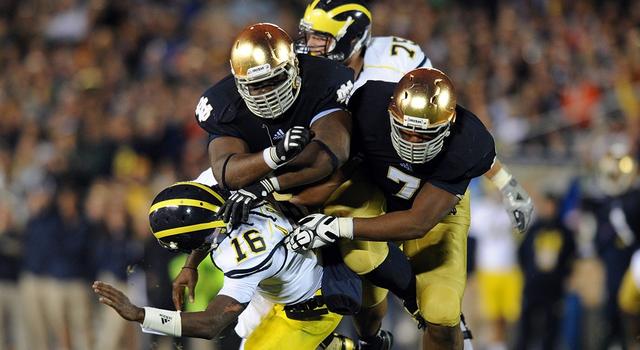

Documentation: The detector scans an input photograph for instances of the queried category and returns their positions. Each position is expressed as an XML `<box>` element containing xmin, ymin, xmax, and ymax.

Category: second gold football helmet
<box><xmin>388</xmin><ymin>68</ymin><xmax>457</xmax><ymax>163</ymax></box>
<box><xmin>597</xmin><ymin>143</ymin><xmax>638</xmax><ymax>196</ymax></box>
<box><xmin>230</xmin><ymin>23</ymin><xmax>301</xmax><ymax>119</ymax></box>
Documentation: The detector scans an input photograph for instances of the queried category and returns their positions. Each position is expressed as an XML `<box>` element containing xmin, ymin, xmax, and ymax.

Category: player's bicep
<box><xmin>208</xmin><ymin>136</ymin><xmax>250</xmax><ymax>182</ymax></box>
<box><xmin>309</xmin><ymin>110</ymin><xmax>351</xmax><ymax>164</ymax></box>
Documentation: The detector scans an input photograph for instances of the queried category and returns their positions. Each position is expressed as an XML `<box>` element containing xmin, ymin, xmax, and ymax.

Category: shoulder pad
<box><xmin>195</xmin><ymin>75</ymin><xmax>241</xmax><ymax>130</ymax></box>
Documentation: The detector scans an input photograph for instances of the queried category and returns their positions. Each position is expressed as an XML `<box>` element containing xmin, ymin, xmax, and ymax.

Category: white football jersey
<box><xmin>354</xmin><ymin>36</ymin><xmax>433</xmax><ymax>92</ymax></box>
<box><xmin>212</xmin><ymin>203</ymin><xmax>322</xmax><ymax>305</ymax></box>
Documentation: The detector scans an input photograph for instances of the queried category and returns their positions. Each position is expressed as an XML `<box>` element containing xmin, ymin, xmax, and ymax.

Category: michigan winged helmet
<box><xmin>148</xmin><ymin>182</ymin><xmax>227</xmax><ymax>253</ymax></box>
<box><xmin>388</xmin><ymin>68</ymin><xmax>457</xmax><ymax>163</ymax></box>
<box><xmin>296</xmin><ymin>0</ymin><xmax>372</xmax><ymax>62</ymax></box>
<box><xmin>230</xmin><ymin>23</ymin><xmax>301</xmax><ymax>119</ymax></box>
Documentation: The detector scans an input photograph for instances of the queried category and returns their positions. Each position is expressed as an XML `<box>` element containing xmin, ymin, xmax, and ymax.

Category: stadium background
<box><xmin>0</xmin><ymin>0</ymin><xmax>638</xmax><ymax>349</ymax></box>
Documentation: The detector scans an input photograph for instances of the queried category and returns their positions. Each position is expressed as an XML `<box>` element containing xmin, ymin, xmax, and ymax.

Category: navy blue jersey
<box><xmin>196</xmin><ymin>55</ymin><xmax>354</xmax><ymax>152</ymax></box>
<box><xmin>349</xmin><ymin>80</ymin><xmax>496</xmax><ymax>212</ymax></box>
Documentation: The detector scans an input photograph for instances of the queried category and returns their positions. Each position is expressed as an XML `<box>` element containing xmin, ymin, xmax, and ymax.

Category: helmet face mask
<box><xmin>231</xmin><ymin>23</ymin><xmax>301</xmax><ymax>119</ymax></box>
<box><xmin>295</xmin><ymin>0</ymin><xmax>372</xmax><ymax>63</ymax></box>
<box><xmin>389</xmin><ymin>112</ymin><xmax>452</xmax><ymax>163</ymax></box>
<box><xmin>388</xmin><ymin>68</ymin><xmax>457</xmax><ymax>164</ymax></box>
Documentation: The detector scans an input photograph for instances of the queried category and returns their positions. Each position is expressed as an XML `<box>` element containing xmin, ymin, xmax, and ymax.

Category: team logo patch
<box><xmin>196</xmin><ymin>97</ymin><xmax>213</xmax><ymax>122</ymax></box>
<box><xmin>336</xmin><ymin>80</ymin><xmax>354</xmax><ymax>104</ymax></box>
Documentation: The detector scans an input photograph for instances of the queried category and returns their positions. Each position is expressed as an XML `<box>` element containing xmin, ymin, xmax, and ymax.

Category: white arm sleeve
<box><xmin>217</xmin><ymin>270</ymin><xmax>269</xmax><ymax>304</ymax></box>
<box><xmin>194</xmin><ymin>168</ymin><xmax>217</xmax><ymax>186</ymax></box>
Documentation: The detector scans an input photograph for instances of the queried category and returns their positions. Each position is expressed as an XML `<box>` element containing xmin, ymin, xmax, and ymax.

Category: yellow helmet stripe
<box><xmin>149</xmin><ymin>199</ymin><xmax>220</xmax><ymax>216</ymax></box>
<box><xmin>153</xmin><ymin>221</ymin><xmax>226</xmax><ymax>239</ymax></box>
<box><xmin>172</xmin><ymin>181</ymin><xmax>226</xmax><ymax>204</ymax></box>
<box><xmin>303</xmin><ymin>3</ymin><xmax>371</xmax><ymax>38</ymax></box>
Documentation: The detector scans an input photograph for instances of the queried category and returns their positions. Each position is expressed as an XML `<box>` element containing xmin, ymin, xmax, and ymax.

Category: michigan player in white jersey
<box><xmin>92</xmin><ymin>180</ymin><xmax>354</xmax><ymax>350</ymax></box>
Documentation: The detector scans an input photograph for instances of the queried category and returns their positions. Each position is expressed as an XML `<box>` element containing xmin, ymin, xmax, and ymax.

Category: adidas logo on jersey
<box><xmin>273</xmin><ymin>129</ymin><xmax>285</xmax><ymax>140</ymax></box>
<box><xmin>399</xmin><ymin>163</ymin><xmax>413</xmax><ymax>172</ymax></box>
<box><xmin>160</xmin><ymin>314</ymin><xmax>171</xmax><ymax>324</ymax></box>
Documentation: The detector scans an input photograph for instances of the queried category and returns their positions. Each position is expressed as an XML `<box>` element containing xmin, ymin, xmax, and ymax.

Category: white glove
<box><xmin>285</xmin><ymin>214</ymin><xmax>353</xmax><ymax>251</ymax></box>
<box><xmin>500</xmin><ymin>178</ymin><xmax>534</xmax><ymax>234</ymax></box>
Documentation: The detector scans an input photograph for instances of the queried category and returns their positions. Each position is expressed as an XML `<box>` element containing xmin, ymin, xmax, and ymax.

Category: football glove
<box><xmin>500</xmin><ymin>178</ymin><xmax>534</xmax><ymax>234</ymax></box>
<box><xmin>264</xmin><ymin>126</ymin><xmax>314</xmax><ymax>169</ymax></box>
<box><xmin>220</xmin><ymin>177</ymin><xmax>278</xmax><ymax>228</ymax></box>
<box><xmin>285</xmin><ymin>214</ymin><xmax>353</xmax><ymax>251</ymax></box>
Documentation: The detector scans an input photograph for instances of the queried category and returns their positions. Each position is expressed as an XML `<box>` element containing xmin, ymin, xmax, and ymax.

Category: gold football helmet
<box><xmin>230</xmin><ymin>23</ymin><xmax>301</xmax><ymax>119</ymax></box>
<box><xmin>597</xmin><ymin>143</ymin><xmax>638</xmax><ymax>196</ymax></box>
<box><xmin>388</xmin><ymin>68</ymin><xmax>457</xmax><ymax>163</ymax></box>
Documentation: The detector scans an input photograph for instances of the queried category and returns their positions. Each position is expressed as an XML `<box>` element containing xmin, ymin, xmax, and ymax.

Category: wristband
<box><xmin>263</xmin><ymin>147</ymin><xmax>280</xmax><ymax>170</ymax></box>
<box><xmin>337</xmin><ymin>217</ymin><xmax>354</xmax><ymax>240</ymax></box>
<box><xmin>181</xmin><ymin>266</ymin><xmax>197</xmax><ymax>271</ymax></box>
<box><xmin>490</xmin><ymin>167</ymin><xmax>513</xmax><ymax>190</ymax></box>
<box><xmin>266</xmin><ymin>176</ymin><xmax>281</xmax><ymax>192</ymax></box>
<box><xmin>142</xmin><ymin>307</ymin><xmax>182</xmax><ymax>337</ymax></box>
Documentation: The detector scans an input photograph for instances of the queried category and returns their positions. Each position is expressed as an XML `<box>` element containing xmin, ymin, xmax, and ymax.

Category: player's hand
<box><xmin>93</xmin><ymin>281</ymin><xmax>144</xmax><ymax>322</ymax></box>
<box><xmin>500</xmin><ymin>178</ymin><xmax>534</xmax><ymax>234</ymax></box>
<box><xmin>220</xmin><ymin>178</ymin><xmax>278</xmax><ymax>228</ymax></box>
<box><xmin>269</xmin><ymin>126</ymin><xmax>314</xmax><ymax>166</ymax></box>
<box><xmin>285</xmin><ymin>214</ymin><xmax>353</xmax><ymax>251</ymax></box>
<box><xmin>172</xmin><ymin>267</ymin><xmax>198</xmax><ymax>311</ymax></box>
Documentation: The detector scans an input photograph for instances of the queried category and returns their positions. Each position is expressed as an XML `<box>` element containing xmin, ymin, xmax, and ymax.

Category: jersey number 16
<box><xmin>230</xmin><ymin>230</ymin><xmax>266</xmax><ymax>262</ymax></box>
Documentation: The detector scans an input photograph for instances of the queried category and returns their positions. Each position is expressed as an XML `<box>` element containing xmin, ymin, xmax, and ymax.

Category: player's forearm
<box><xmin>276</xmin><ymin>142</ymin><xmax>343</xmax><ymax>191</ymax></box>
<box><xmin>352</xmin><ymin>210</ymin><xmax>444</xmax><ymax>241</ymax></box>
<box><xmin>289</xmin><ymin>169</ymin><xmax>347</xmax><ymax>208</ymax></box>
<box><xmin>483</xmin><ymin>157</ymin><xmax>504</xmax><ymax>183</ymax></box>
<box><xmin>211</xmin><ymin>151</ymin><xmax>274</xmax><ymax>189</ymax></box>
<box><xmin>351</xmin><ymin>184</ymin><xmax>458</xmax><ymax>241</ymax></box>
<box><xmin>181</xmin><ymin>295</ymin><xmax>245</xmax><ymax>339</ymax></box>
<box><xmin>183</xmin><ymin>249</ymin><xmax>209</xmax><ymax>269</ymax></box>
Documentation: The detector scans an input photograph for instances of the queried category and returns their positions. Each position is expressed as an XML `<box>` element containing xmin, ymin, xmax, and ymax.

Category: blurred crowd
<box><xmin>0</xmin><ymin>0</ymin><xmax>639</xmax><ymax>349</ymax></box>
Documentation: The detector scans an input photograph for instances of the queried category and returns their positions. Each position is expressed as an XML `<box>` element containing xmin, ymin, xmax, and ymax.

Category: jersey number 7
<box><xmin>387</xmin><ymin>166</ymin><xmax>421</xmax><ymax>200</ymax></box>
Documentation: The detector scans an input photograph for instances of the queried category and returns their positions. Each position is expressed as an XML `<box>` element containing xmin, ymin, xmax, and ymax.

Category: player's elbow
<box><xmin>404</xmin><ymin>213</ymin><xmax>438</xmax><ymax>240</ymax></box>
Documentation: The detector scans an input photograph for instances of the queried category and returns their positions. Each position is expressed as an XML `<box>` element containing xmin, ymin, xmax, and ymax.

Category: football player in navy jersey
<box><xmin>287</xmin><ymin>68</ymin><xmax>525</xmax><ymax>349</ymax></box>
<box><xmin>293</xmin><ymin>2</ymin><xmax>530</xmax><ymax>348</ymax></box>
<box><xmin>177</xmin><ymin>22</ymin><xmax>422</xmax><ymax>350</ymax></box>
<box><xmin>194</xmin><ymin>22</ymin><xmax>354</xmax><ymax>227</ymax></box>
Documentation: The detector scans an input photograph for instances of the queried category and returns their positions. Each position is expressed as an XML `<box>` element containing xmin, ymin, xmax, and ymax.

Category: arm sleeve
<box><xmin>430</xmin><ymin>178</ymin><xmax>471</xmax><ymax>197</ymax></box>
<box><xmin>309</xmin><ymin>65</ymin><xmax>354</xmax><ymax>122</ymax></box>
<box><xmin>217</xmin><ymin>274</ymin><xmax>262</xmax><ymax>304</ymax></box>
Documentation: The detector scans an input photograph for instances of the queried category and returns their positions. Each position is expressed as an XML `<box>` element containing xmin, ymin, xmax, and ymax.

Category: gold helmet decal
<box><xmin>597</xmin><ymin>143</ymin><xmax>638</xmax><ymax>196</ymax></box>
<box><xmin>388</xmin><ymin>68</ymin><xmax>457</xmax><ymax>163</ymax></box>
<box><xmin>230</xmin><ymin>23</ymin><xmax>301</xmax><ymax>119</ymax></box>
